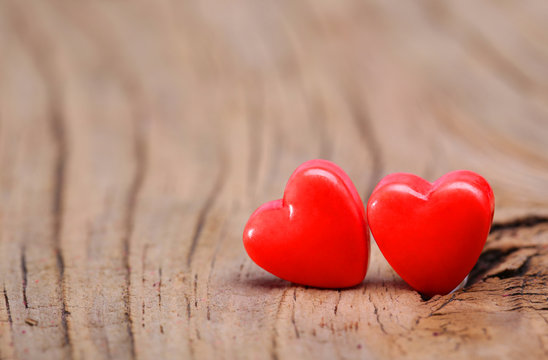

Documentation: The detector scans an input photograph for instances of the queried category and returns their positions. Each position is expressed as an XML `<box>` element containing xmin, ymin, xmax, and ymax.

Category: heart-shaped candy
<box><xmin>367</xmin><ymin>171</ymin><xmax>494</xmax><ymax>296</ymax></box>
<box><xmin>243</xmin><ymin>159</ymin><xmax>370</xmax><ymax>288</ymax></box>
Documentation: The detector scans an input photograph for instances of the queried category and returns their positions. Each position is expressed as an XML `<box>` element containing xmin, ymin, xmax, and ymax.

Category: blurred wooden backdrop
<box><xmin>0</xmin><ymin>1</ymin><xmax>547</xmax><ymax>359</ymax></box>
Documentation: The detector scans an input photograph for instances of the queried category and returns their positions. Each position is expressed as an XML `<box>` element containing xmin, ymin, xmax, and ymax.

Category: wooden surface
<box><xmin>1</xmin><ymin>1</ymin><xmax>548</xmax><ymax>359</ymax></box>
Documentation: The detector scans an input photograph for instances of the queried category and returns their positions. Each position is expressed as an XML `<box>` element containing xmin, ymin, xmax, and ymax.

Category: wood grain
<box><xmin>0</xmin><ymin>1</ymin><xmax>547</xmax><ymax>359</ymax></box>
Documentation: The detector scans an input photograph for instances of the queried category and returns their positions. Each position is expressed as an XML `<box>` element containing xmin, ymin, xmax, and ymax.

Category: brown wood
<box><xmin>1</xmin><ymin>1</ymin><xmax>547</xmax><ymax>359</ymax></box>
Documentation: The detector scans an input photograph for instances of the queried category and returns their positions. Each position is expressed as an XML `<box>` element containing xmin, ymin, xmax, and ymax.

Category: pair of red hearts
<box><xmin>243</xmin><ymin>160</ymin><xmax>494</xmax><ymax>296</ymax></box>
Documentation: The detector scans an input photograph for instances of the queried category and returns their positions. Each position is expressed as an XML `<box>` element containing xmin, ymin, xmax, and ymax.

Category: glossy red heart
<box><xmin>243</xmin><ymin>159</ymin><xmax>370</xmax><ymax>288</ymax></box>
<box><xmin>367</xmin><ymin>171</ymin><xmax>494</xmax><ymax>296</ymax></box>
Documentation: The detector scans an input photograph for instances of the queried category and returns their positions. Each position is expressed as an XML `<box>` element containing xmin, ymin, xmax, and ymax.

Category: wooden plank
<box><xmin>0</xmin><ymin>0</ymin><xmax>547</xmax><ymax>359</ymax></box>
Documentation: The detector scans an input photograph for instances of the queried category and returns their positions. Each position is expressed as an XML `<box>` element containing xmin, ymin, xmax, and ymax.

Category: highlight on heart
<box><xmin>242</xmin><ymin>160</ymin><xmax>494</xmax><ymax>297</ymax></box>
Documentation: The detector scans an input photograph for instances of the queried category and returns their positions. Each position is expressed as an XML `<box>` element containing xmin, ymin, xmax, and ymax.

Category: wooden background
<box><xmin>1</xmin><ymin>1</ymin><xmax>548</xmax><ymax>359</ymax></box>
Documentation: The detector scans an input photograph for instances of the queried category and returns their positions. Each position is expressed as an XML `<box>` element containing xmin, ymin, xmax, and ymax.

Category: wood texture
<box><xmin>0</xmin><ymin>1</ymin><xmax>547</xmax><ymax>359</ymax></box>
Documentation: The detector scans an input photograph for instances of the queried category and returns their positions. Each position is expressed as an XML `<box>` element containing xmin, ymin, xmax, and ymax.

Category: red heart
<box><xmin>367</xmin><ymin>171</ymin><xmax>494</xmax><ymax>296</ymax></box>
<box><xmin>243</xmin><ymin>160</ymin><xmax>370</xmax><ymax>288</ymax></box>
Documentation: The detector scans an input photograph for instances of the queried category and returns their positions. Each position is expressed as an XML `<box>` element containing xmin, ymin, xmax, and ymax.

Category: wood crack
<box><xmin>141</xmin><ymin>244</ymin><xmax>148</xmax><ymax>329</ymax></box>
<box><xmin>185</xmin><ymin>295</ymin><xmax>191</xmax><ymax>320</ymax></box>
<box><xmin>185</xmin><ymin>292</ymin><xmax>195</xmax><ymax>359</ymax></box>
<box><xmin>21</xmin><ymin>247</ymin><xmax>28</xmax><ymax>309</ymax></box>
<box><xmin>186</xmin><ymin>165</ymin><xmax>225</xmax><ymax>269</ymax></box>
<box><xmin>506</xmin><ymin>305</ymin><xmax>548</xmax><ymax>312</ymax></box>
<box><xmin>120</xmin><ymin>109</ymin><xmax>147</xmax><ymax>360</ymax></box>
<box><xmin>155</xmin><ymin>267</ymin><xmax>164</xmax><ymax>333</ymax></box>
<box><xmin>433</xmin><ymin>293</ymin><xmax>456</xmax><ymax>312</ymax></box>
<box><xmin>373</xmin><ymin>303</ymin><xmax>387</xmax><ymax>334</ymax></box>
<box><xmin>3</xmin><ymin>286</ymin><xmax>13</xmax><ymax>329</ymax></box>
<box><xmin>468</xmin><ymin>247</ymin><xmax>523</xmax><ymax>285</ymax></box>
<box><xmin>49</xmin><ymin>79</ymin><xmax>72</xmax><ymax>354</ymax></box>
<box><xmin>158</xmin><ymin>267</ymin><xmax>162</xmax><ymax>311</ymax></box>
<box><xmin>484</xmin><ymin>254</ymin><xmax>535</xmax><ymax>281</ymax></box>
<box><xmin>333</xmin><ymin>290</ymin><xmax>341</xmax><ymax>315</ymax></box>
<box><xmin>490</xmin><ymin>216</ymin><xmax>548</xmax><ymax>233</ymax></box>
<box><xmin>118</xmin><ymin>79</ymin><xmax>149</xmax><ymax>357</ymax></box>
<box><xmin>369</xmin><ymin>293</ymin><xmax>387</xmax><ymax>334</ymax></box>
<box><xmin>193</xmin><ymin>274</ymin><xmax>198</xmax><ymax>308</ymax></box>
<box><xmin>291</xmin><ymin>288</ymin><xmax>300</xmax><ymax>339</ymax></box>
